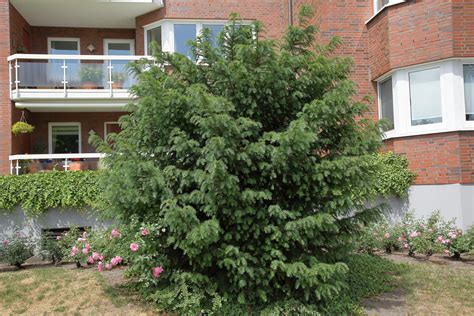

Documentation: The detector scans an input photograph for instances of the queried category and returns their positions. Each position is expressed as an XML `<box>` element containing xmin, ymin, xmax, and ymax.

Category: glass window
<box><xmin>107</xmin><ymin>42</ymin><xmax>133</xmax><ymax>55</ymax></box>
<box><xmin>409</xmin><ymin>68</ymin><xmax>442</xmax><ymax>126</ymax></box>
<box><xmin>49</xmin><ymin>39</ymin><xmax>79</xmax><ymax>55</ymax></box>
<box><xmin>174</xmin><ymin>24</ymin><xmax>196</xmax><ymax>59</ymax></box>
<box><xmin>376</xmin><ymin>0</ymin><xmax>390</xmax><ymax>12</ymax></box>
<box><xmin>464</xmin><ymin>64</ymin><xmax>474</xmax><ymax>121</ymax></box>
<box><xmin>203</xmin><ymin>24</ymin><xmax>225</xmax><ymax>47</ymax></box>
<box><xmin>50</xmin><ymin>124</ymin><xmax>80</xmax><ymax>154</ymax></box>
<box><xmin>379</xmin><ymin>77</ymin><xmax>394</xmax><ymax>131</ymax></box>
<box><xmin>146</xmin><ymin>26</ymin><xmax>162</xmax><ymax>54</ymax></box>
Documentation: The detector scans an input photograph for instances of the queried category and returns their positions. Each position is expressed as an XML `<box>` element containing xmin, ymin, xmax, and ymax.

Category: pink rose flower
<box><xmin>111</xmin><ymin>229</ymin><xmax>121</xmax><ymax>238</ymax></box>
<box><xmin>2</xmin><ymin>240</ymin><xmax>8</xmax><ymax>247</ymax></box>
<box><xmin>384</xmin><ymin>233</ymin><xmax>390</xmax><ymax>239</ymax></box>
<box><xmin>397</xmin><ymin>237</ymin><xmax>403</xmax><ymax>241</ymax></box>
<box><xmin>437</xmin><ymin>236</ymin><xmax>443</xmax><ymax>242</ymax></box>
<box><xmin>99</xmin><ymin>254</ymin><xmax>105</xmax><ymax>261</ymax></box>
<box><xmin>403</xmin><ymin>243</ymin><xmax>409</xmax><ymax>249</ymax></box>
<box><xmin>85</xmin><ymin>243</ymin><xmax>91</xmax><ymax>251</ymax></box>
<box><xmin>130</xmin><ymin>243</ymin><xmax>139</xmax><ymax>252</ymax></box>
<box><xmin>141</xmin><ymin>228</ymin><xmax>149</xmax><ymax>236</ymax></box>
<box><xmin>106</xmin><ymin>263</ymin><xmax>112</xmax><ymax>270</ymax></box>
<box><xmin>92</xmin><ymin>252</ymin><xmax>100</xmax><ymax>261</ymax></box>
<box><xmin>98</xmin><ymin>261</ymin><xmax>104</xmax><ymax>272</ymax></box>
<box><xmin>87</xmin><ymin>256</ymin><xmax>95</xmax><ymax>264</ymax></box>
<box><xmin>444</xmin><ymin>249</ymin><xmax>450</xmax><ymax>255</ymax></box>
<box><xmin>82</xmin><ymin>248</ymin><xmax>89</xmax><ymax>254</ymax></box>
<box><xmin>111</xmin><ymin>256</ymin><xmax>122</xmax><ymax>266</ymax></box>
<box><xmin>152</xmin><ymin>266</ymin><xmax>164</xmax><ymax>278</ymax></box>
<box><xmin>78</xmin><ymin>237</ymin><xmax>86</xmax><ymax>242</ymax></box>
<box><xmin>56</xmin><ymin>235</ymin><xmax>61</xmax><ymax>240</ymax></box>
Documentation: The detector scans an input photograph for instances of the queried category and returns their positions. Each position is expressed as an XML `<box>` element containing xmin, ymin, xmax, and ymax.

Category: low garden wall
<box><xmin>0</xmin><ymin>206</ymin><xmax>111</xmax><ymax>243</ymax></box>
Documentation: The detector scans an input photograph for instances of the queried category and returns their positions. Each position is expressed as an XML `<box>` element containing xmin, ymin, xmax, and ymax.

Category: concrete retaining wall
<box><xmin>0</xmin><ymin>207</ymin><xmax>111</xmax><ymax>242</ymax></box>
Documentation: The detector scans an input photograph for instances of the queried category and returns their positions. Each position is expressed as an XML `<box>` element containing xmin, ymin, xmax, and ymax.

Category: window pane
<box><xmin>464</xmin><ymin>65</ymin><xmax>474</xmax><ymax>121</ymax></box>
<box><xmin>51</xmin><ymin>125</ymin><xmax>80</xmax><ymax>154</ymax></box>
<box><xmin>380</xmin><ymin>77</ymin><xmax>394</xmax><ymax>130</ymax></box>
<box><xmin>409</xmin><ymin>68</ymin><xmax>442</xmax><ymax>126</ymax></box>
<box><xmin>174</xmin><ymin>24</ymin><xmax>196</xmax><ymax>59</ymax></box>
<box><xmin>50</xmin><ymin>40</ymin><xmax>79</xmax><ymax>55</ymax></box>
<box><xmin>203</xmin><ymin>24</ymin><xmax>224</xmax><ymax>47</ymax></box>
<box><xmin>146</xmin><ymin>26</ymin><xmax>162</xmax><ymax>54</ymax></box>
<box><xmin>376</xmin><ymin>0</ymin><xmax>390</xmax><ymax>11</ymax></box>
<box><xmin>107</xmin><ymin>43</ymin><xmax>132</xmax><ymax>55</ymax></box>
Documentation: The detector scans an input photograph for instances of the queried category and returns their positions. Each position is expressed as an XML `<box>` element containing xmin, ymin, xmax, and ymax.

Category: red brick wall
<box><xmin>0</xmin><ymin>0</ymin><xmax>12</xmax><ymax>174</ymax></box>
<box><xmin>368</xmin><ymin>0</ymin><xmax>474</xmax><ymax>80</ymax></box>
<box><xmin>452</xmin><ymin>0</ymin><xmax>474</xmax><ymax>57</ymax></box>
<box><xmin>30</xmin><ymin>27</ymin><xmax>136</xmax><ymax>55</ymax></box>
<box><xmin>135</xmin><ymin>0</ymin><xmax>290</xmax><ymax>55</ymax></box>
<box><xmin>383</xmin><ymin>132</ymin><xmax>474</xmax><ymax>185</ymax></box>
<box><xmin>30</xmin><ymin>112</ymin><xmax>124</xmax><ymax>154</ymax></box>
<box><xmin>9</xmin><ymin>3</ymin><xmax>31</xmax><ymax>54</ymax></box>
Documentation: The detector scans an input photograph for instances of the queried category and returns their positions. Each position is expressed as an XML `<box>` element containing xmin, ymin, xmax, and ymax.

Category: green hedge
<box><xmin>0</xmin><ymin>170</ymin><xmax>101</xmax><ymax>216</ymax></box>
<box><xmin>371</xmin><ymin>152</ymin><xmax>416</xmax><ymax>197</ymax></box>
<box><xmin>0</xmin><ymin>152</ymin><xmax>415</xmax><ymax>216</ymax></box>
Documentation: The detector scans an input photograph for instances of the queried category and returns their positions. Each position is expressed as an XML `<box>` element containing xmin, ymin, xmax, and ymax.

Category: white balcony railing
<box><xmin>9</xmin><ymin>153</ymin><xmax>106</xmax><ymax>175</ymax></box>
<box><xmin>8</xmin><ymin>54</ymin><xmax>150</xmax><ymax>101</ymax></box>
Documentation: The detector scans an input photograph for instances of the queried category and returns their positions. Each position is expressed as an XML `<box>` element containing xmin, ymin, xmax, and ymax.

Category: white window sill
<box><xmin>366</xmin><ymin>0</ymin><xmax>407</xmax><ymax>25</ymax></box>
<box><xmin>383</xmin><ymin>125</ymin><xmax>474</xmax><ymax>140</ymax></box>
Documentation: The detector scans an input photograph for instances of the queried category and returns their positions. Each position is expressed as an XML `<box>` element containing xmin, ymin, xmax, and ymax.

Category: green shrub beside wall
<box><xmin>0</xmin><ymin>171</ymin><xmax>101</xmax><ymax>216</ymax></box>
<box><xmin>0</xmin><ymin>152</ymin><xmax>414</xmax><ymax>216</ymax></box>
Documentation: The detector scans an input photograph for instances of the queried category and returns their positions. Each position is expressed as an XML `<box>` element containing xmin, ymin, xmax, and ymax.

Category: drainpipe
<box><xmin>288</xmin><ymin>0</ymin><xmax>293</xmax><ymax>26</ymax></box>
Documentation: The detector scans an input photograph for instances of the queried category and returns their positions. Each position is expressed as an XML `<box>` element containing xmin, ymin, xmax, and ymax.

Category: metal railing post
<box><xmin>14</xmin><ymin>59</ymin><xmax>20</xmax><ymax>98</ymax></box>
<box><xmin>15</xmin><ymin>160</ymin><xmax>20</xmax><ymax>175</ymax></box>
<box><xmin>108</xmin><ymin>60</ymin><xmax>113</xmax><ymax>97</ymax></box>
<box><xmin>8</xmin><ymin>61</ymin><xmax>12</xmax><ymax>99</ymax></box>
<box><xmin>63</xmin><ymin>158</ymin><xmax>69</xmax><ymax>171</ymax></box>
<box><xmin>10</xmin><ymin>161</ymin><xmax>13</xmax><ymax>175</ymax></box>
<box><xmin>62</xmin><ymin>59</ymin><xmax>68</xmax><ymax>97</ymax></box>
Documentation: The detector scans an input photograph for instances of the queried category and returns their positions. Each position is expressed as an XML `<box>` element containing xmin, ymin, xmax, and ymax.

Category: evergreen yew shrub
<box><xmin>93</xmin><ymin>8</ymin><xmax>386</xmax><ymax>313</ymax></box>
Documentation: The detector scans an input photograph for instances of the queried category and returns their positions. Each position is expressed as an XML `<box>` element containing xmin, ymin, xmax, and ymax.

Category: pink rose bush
<box><xmin>358</xmin><ymin>211</ymin><xmax>473</xmax><ymax>258</ymax></box>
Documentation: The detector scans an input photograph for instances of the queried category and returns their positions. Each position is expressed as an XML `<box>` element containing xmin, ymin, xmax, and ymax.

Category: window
<box><xmin>375</xmin><ymin>0</ymin><xmax>390</xmax><ymax>12</ymax></box>
<box><xmin>146</xmin><ymin>26</ymin><xmax>162</xmax><ymax>54</ymax></box>
<box><xmin>105</xmin><ymin>39</ymin><xmax>135</xmax><ymax>89</ymax></box>
<box><xmin>379</xmin><ymin>77</ymin><xmax>394</xmax><ymax>130</ymax></box>
<box><xmin>104</xmin><ymin>121</ymin><xmax>121</xmax><ymax>144</ymax></box>
<box><xmin>48</xmin><ymin>38</ymin><xmax>80</xmax><ymax>55</ymax></box>
<box><xmin>464</xmin><ymin>65</ymin><xmax>474</xmax><ymax>121</ymax></box>
<box><xmin>409</xmin><ymin>68</ymin><xmax>442</xmax><ymax>126</ymax></box>
<box><xmin>174</xmin><ymin>24</ymin><xmax>197</xmax><ymax>59</ymax></box>
<box><xmin>203</xmin><ymin>24</ymin><xmax>225</xmax><ymax>47</ymax></box>
<box><xmin>49</xmin><ymin>123</ymin><xmax>81</xmax><ymax>154</ymax></box>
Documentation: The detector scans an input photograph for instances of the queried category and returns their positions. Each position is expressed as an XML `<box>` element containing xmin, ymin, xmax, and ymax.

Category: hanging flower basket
<box><xmin>11</xmin><ymin>121</ymin><xmax>34</xmax><ymax>135</ymax></box>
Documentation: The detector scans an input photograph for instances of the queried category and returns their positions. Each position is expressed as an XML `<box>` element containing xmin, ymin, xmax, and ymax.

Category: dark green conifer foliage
<box><xmin>93</xmin><ymin>7</ymin><xmax>384</xmax><ymax>310</ymax></box>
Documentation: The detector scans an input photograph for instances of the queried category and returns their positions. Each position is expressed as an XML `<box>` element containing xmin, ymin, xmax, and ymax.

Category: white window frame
<box><xmin>377</xmin><ymin>58</ymin><xmax>474</xmax><ymax>140</ymax></box>
<box><xmin>377</xmin><ymin>76</ymin><xmax>395</xmax><ymax>131</ymax></box>
<box><xmin>47</xmin><ymin>37</ymin><xmax>81</xmax><ymax>55</ymax></box>
<box><xmin>143</xmin><ymin>19</ymin><xmax>237</xmax><ymax>56</ymax></box>
<box><xmin>48</xmin><ymin>122</ymin><xmax>82</xmax><ymax>154</ymax></box>
<box><xmin>374</xmin><ymin>0</ymin><xmax>406</xmax><ymax>14</ymax></box>
<box><xmin>104</xmin><ymin>39</ymin><xmax>135</xmax><ymax>55</ymax></box>
<box><xmin>104</xmin><ymin>121</ymin><xmax>120</xmax><ymax>139</ymax></box>
<box><xmin>461</xmin><ymin>62</ymin><xmax>474</xmax><ymax>128</ymax></box>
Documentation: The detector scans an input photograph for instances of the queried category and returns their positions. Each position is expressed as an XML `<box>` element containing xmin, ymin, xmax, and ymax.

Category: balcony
<box><xmin>9</xmin><ymin>153</ymin><xmax>106</xmax><ymax>175</ymax></box>
<box><xmin>8</xmin><ymin>54</ymin><xmax>149</xmax><ymax>111</ymax></box>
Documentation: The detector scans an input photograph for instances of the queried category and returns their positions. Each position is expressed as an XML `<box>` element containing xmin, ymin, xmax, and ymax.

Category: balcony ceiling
<box><xmin>10</xmin><ymin>0</ymin><xmax>163</xmax><ymax>28</ymax></box>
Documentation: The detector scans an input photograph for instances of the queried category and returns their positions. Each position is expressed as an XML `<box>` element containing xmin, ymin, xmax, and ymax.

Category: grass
<box><xmin>0</xmin><ymin>256</ymin><xmax>472</xmax><ymax>315</ymax></box>
<box><xmin>401</xmin><ymin>261</ymin><xmax>474</xmax><ymax>314</ymax></box>
<box><xmin>0</xmin><ymin>265</ymin><xmax>152</xmax><ymax>315</ymax></box>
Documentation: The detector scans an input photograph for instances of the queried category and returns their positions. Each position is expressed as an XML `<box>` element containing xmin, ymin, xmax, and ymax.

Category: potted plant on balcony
<box><xmin>11</xmin><ymin>112</ymin><xmax>34</xmax><ymax>136</ymax></box>
<box><xmin>111</xmin><ymin>71</ymin><xmax>127</xmax><ymax>89</ymax></box>
<box><xmin>79</xmin><ymin>64</ymin><xmax>103</xmax><ymax>89</ymax></box>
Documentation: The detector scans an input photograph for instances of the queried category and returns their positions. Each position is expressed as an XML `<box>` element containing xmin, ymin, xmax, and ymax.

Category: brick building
<box><xmin>0</xmin><ymin>0</ymin><xmax>473</xmax><ymax>228</ymax></box>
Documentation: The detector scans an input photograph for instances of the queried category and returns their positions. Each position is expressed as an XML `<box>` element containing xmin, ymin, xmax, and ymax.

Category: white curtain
<box><xmin>409</xmin><ymin>68</ymin><xmax>442</xmax><ymax>125</ymax></box>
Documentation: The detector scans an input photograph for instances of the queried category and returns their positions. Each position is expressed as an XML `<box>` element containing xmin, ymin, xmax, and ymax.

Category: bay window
<box><xmin>464</xmin><ymin>65</ymin><xmax>474</xmax><ymax>121</ymax></box>
<box><xmin>174</xmin><ymin>24</ymin><xmax>197</xmax><ymax>59</ymax></box>
<box><xmin>379</xmin><ymin>77</ymin><xmax>394</xmax><ymax>131</ymax></box>
<box><xmin>409</xmin><ymin>68</ymin><xmax>442</xmax><ymax>126</ymax></box>
<box><xmin>374</xmin><ymin>0</ymin><xmax>406</xmax><ymax>14</ymax></box>
<box><xmin>144</xmin><ymin>21</ymin><xmax>233</xmax><ymax>57</ymax></box>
